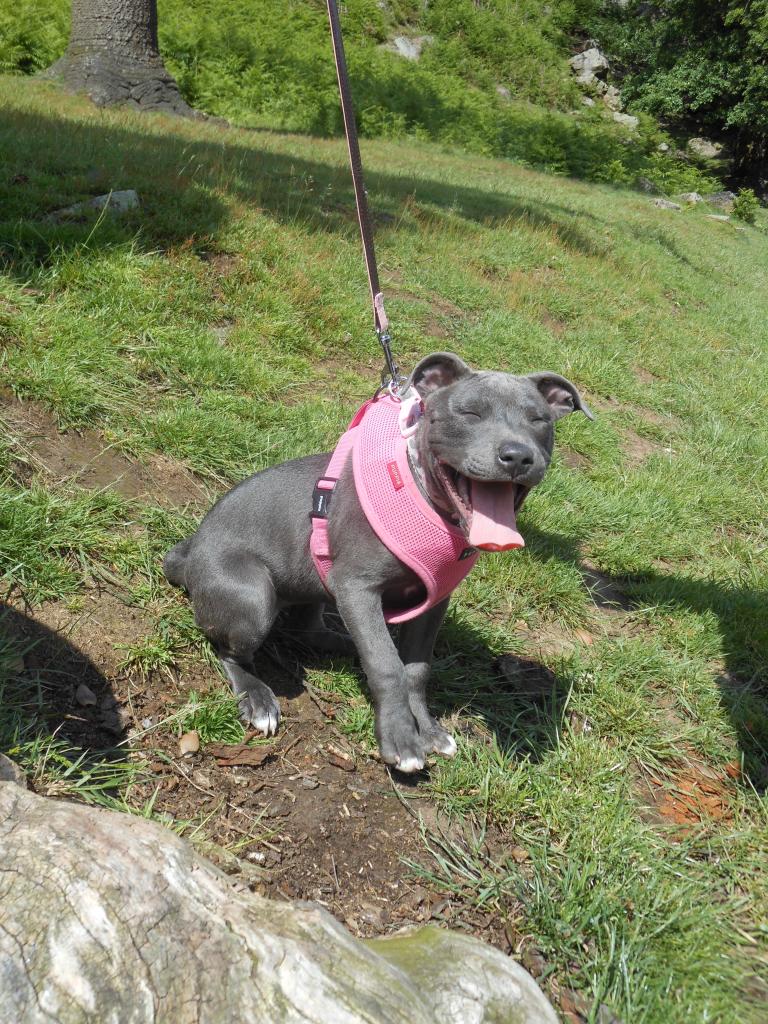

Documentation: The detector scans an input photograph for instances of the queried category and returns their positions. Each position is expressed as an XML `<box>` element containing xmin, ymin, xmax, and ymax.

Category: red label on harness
<box><xmin>387</xmin><ymin>461</ymin><xmax>404</xmax><ymax>490</ymax></box>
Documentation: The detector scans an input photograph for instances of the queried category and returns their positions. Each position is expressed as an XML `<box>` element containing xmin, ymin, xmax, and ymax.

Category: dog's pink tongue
<box><xmin>469</xmin><ymin>481</ymin><xmax>525</xmax><ymax>552</ymax></box>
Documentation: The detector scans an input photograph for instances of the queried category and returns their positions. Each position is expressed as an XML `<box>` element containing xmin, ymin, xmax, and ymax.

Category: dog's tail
<box><xmin>163</xmin><ymin>539</ymin><xmax>192</xmax><ymax>589</ymax></box>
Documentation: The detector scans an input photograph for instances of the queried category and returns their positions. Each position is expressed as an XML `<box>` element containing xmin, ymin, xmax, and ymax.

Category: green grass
<box><xmin>1</xmin><ymin>79</ymin><xmax>767</xmax><ymax>1022</ymax></box>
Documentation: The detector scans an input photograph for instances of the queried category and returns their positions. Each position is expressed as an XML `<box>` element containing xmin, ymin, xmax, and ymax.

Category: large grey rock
<box><xmin>612</xmin><ymin>111</ymin><xmax>638</xmax><ymax>130</ymax></box>
<box><xmin>0</xmin><ymin>783</ymin><xmax>558</xmax><ymax>1024</ymax></box>
<box><xmin>687</xmin><ymin>137</ymin><xmax>723</xmax><ymax>159</ymax></box>
<box><xmin>570</xmin><ymin>47</ymin><xmax>609</xmax><ymax>86</ymax></box>
<box><xmin>45</xmin><ymin>189</ymin><xmax>140</xmax><ymax>222</ymax></box>
<box><xmin>678</xmin><ymin>192</ymin><xmax>704</xmax><ymax>204</ymax></box>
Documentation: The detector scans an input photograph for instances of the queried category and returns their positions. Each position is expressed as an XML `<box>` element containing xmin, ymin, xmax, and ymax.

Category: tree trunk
<box><xmin>42</xmin><ymin>0</ymin><xmax>193</xmax><ymax>115</ymax></box>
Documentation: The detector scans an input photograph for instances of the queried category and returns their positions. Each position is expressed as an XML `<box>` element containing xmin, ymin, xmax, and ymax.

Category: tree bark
<box><xmin>0</xmin><ymin>780</ymin><xmax>558</xmax><ymax>1024</ymax></box>
<box><xmin>42</xmin><ymin>0</ymin><xmax>193</xmax><ymax>115</ymax></box>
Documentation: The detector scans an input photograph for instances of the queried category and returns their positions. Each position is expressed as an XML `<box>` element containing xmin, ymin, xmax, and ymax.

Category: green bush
<box><xmin>732</xmin><ymin>188</ymin><xmax>760</xmax><ymax>224</ymax></box>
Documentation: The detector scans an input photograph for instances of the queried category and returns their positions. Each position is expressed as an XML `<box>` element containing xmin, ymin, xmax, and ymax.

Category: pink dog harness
<box><xmin>310</xmin><ymin>393</ymin><xmax>480</xmax><ymax>623</ymax></box>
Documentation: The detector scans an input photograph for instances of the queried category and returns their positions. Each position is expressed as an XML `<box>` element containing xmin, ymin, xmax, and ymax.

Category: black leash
<box><xmin>325</xmin><ymin>0</ymin><xmax>404</xmax><ymax>393</ymax></box>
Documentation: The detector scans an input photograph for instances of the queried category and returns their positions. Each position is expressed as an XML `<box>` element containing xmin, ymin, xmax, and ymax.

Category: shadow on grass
<box><xmin>0</xmin><ymin>101</ymin><xmax>612</xmax><ymax>277</ymax></box>
<box><xmin>521</xmin><ymin>526</ymin><xmax>768</xmax><ymax>790</ymax></box>
<box><xmin>0</xmin><ymin>602</ymin><xmax>128</xmax><ymax>778</ymax></box>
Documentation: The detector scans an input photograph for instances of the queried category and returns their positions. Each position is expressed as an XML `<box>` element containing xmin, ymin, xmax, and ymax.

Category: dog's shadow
<box><xmin>259</xmin><ymin>525</ymin><xmax>767</xmax><ymax>791</ymax></box>
<box><xmin>0</xmin><ymin>602</ymin><xmax>128</xmax><ymax>782</ymax></box>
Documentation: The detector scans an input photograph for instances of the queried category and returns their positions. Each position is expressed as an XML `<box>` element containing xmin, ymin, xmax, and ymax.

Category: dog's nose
<box><xmin>497</xmin><ymin>441</ymin><xmax>535</xmax><ymax>475</ymax></box>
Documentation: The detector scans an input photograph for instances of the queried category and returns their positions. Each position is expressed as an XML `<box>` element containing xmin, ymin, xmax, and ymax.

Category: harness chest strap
<box><xmin>310</xmin><ymin>395</ymin><xmax>479</xmax><ymax>624</ymax></box>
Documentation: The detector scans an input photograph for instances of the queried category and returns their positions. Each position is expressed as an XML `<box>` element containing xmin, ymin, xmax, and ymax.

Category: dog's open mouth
<box><xmin>435</xmin><ymin>463</ymin><xmax>526</xmax><ymax>551</ymax></box>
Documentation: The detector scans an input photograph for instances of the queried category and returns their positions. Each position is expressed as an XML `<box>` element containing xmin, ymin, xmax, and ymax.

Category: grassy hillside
<box><xmin>1</xmin><ymin>0</ymin><xmax>722</xmax><ymax>195</ymax></box>
<box><xmin>1</xmin><ymin>80</ymin><xmax>767</xmax><ymax>1022</ymax></box>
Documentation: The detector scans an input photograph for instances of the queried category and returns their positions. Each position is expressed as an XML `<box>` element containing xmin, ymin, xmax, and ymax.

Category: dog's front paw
<box><xmin>237</xmin><ymin>683</ymin><xmax>281</xmax><ymax>737</ymax></box>
<box><xmin>423</xmin><ymin>721</ymin><xmax>458</xmax><ymax>758</ymax></box>
<box><xmin>377</xmin><ymin>708</ymin><xmax>426</xmax><ymax>773</ymax></box>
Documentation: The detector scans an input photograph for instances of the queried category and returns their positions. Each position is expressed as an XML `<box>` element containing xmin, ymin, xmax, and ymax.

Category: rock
<box><xmin>386</xmin><ymin>35</ymin><xmax>434</xmax><ymax>61</ymax></box>
<box><xmin>657</xmin><ymin>142</ymin><xmax>670</xmax><ymax>153</ymax></box>
<box><xmin>678</xmin><ymin>192</ymin><xmax>704</xmax><ymax>204</ymax></box>
<box><xmin>0</xmin><ymin>754</ymin><xmax>26</xmax><ymax>788</ymax></box>
<box><xmin>45</xmin><ymin>189</ymin><xmax>140</xmax><ymax>222</ymax></box>
<box><xmin>653</xmin><ymin>198</ymin><xmax>682</xmax><ymax>211</ymax></box>
<box><xmin>178</xmin><ymin>729</ymin><xmax>200</xmax><ymax>756</ymax></box>
<box><xmin>495</xmin><ymin>84</ymin><xmax>511</xmax><ymax>101</ymax></box>
<box><xmin>602</xmin><ymin>84</ymin><xmax>623</xmax><ymax>112</ymax></box>
<box><xmin>706</xmin><ymin>214</ymin><xmax>731</xmax><ymax>223</ymax></box>
<box><xmin>687</xmin><ymin>137</ymin><xmax>723</xmax><ymax>159</ymax></box>
<box><xmin>706</xmin><ymin>190</ymin><xmax>737</xmax><ymax>210</ymax></box>
<box><xmin>582</xmin><ymin>96</ymin><xmax>595</xmax><ymax>108</ymax></box>
<box><xmin>570</xmin><ymin>47</ymin><xmax>609</xmax><ymax>86</ymax></box>
<box><xmin>75</xmin><ymin>682</ymin><xmax>97</xmax><ymax>706</ymax></box>
<box><xmin>0</xmin><ymin>785</ymin><xmax>558</xmax><ymax>1023</ymax></box>
<box><xmin>612</xmin><ymin>111</ymin><xmax>639</xmax><ymax>130</ymax></box>
<box><xmin>636</xmin><ymin>176</ymin><xmax>659</xmax><ymax>195</ymax></box>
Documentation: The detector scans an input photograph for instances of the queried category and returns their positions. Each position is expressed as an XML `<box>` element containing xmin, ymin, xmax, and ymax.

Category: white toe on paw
<box><xmin>434</xmin><ymin>733</ymin><xmax>457</xmax><ymax>757</ymax></box>
<box><xmin>397</xmin><ymin>756</ymin><xmax>425</xmax><ymax>774</ymax></box>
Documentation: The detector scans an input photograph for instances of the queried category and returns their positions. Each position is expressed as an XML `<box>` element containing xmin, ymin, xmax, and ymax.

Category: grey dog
<box><xmin>163</xmin><ymin>352</ymin><xmax>592</xmax><ymax>773</ymax></box>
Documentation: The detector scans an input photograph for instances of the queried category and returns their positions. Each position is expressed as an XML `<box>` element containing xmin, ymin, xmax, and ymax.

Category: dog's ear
<box><xmin>528</xmin><ymin>372</ymin><xmax>595</xmax><ymax>421</ymax></box>
<box><xmin>410</xmin><ymin>352</ymin><xmax>471</xmax><ymax>398</ymax></box>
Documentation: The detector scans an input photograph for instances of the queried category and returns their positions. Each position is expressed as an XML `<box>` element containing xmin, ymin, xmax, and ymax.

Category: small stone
<box><xmin>706</xmin><ymin>214</ymin><xmax>731</xmax><ymax>223</ymax></box>
<box><xmin>657</xmin><ymin>142</ymin><xmax>670</xmax><ymax>153</ymax></box>
<box><xmin>581</xmin><ymin>96</ymin><xmax>595</xmax><ymax>108</ymax></box>
<box><xmin>45</xmin><ymin>189</ymin><xmax>140</xmax><ymax>223</ymax></box>
<box><xmin>301</xmin><ymin>777</ymin><xmax>320</xmax><ymax>789</ymax></box>
<box><xmin>75</xmin><ymin>683</ymin><xmax>97</xmax><ymax>707</ymax></box>
<box><xmin>653</xmin><ymin>198</ymin><xmax>682</xmax><ymax>211</ymax></box>
<box><xmin>678</xmin><ymin>191</ymin><xmax>703</xmax><ymax>204</ymax></box>
<box><xmin>179</xmin><ymin>730</ymin><xmax>200</xmax><ymax>756</ymax></box>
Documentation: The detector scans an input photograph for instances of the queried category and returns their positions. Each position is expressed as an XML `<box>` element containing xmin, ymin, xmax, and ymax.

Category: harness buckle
<box><xmin>311</xmin><ymin>477</ymin><xmax>337</xmax><ymax>519</ymax></box>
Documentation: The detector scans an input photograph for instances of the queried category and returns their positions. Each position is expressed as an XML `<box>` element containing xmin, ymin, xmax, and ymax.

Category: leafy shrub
<box><xmin>732</xmin><ymin>189</ymin><xmax>760</xmax><ymax>224</ymax></box>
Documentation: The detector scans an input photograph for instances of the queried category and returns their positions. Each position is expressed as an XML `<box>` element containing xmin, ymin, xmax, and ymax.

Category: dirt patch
<box><xmin>540</xmin><ymin>310</ymin><xmax>567</xmax><ymax>337</ymax></box>
<box><xmin>635</xmin><ymin>756</ymin><xmax>739</xmax><ymax>833</ymax></box>
<box><xmin>1</xmin><ymin>392</ymin><xmax>211</xmax><ymax>507</ymax></box>
<box><xmin>560</xmin><ymin>446</ymin><xmax>590</xmax><ymax>471</ymax></box>
<box><xmin>8</xmin><ymin>590</ymin><xmax>513</xmax><ymax>948</ymax></box>
<box><xmin>620</xmin><ymin>427</ymin><xmax>666</xmax><ymax>466</ymax></box>
<box><xmin>633</xmin><ymin>365</ymin><xmax>661</xmax><ymax>385</ymax></box>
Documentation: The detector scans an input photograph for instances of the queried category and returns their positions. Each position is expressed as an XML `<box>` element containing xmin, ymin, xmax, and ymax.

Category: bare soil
<box><xmin>1</xmin><ymin>391</ymin><xmax>211</xmax><ymax>507</ymax></box>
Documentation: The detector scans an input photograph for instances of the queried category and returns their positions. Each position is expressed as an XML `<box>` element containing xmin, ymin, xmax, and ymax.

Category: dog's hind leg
<box><xmin>195</xmin><ymin>564</ymin><xmax>282</xmax><ymax>736</ymax></box>
<box><xmin>398</xmin><ymin>599</ymin><xmax>457</xmax><ymax>757</ymax></box>
<box><xmin>163</xmin><ymin>539</ymin><xmax>193</xmax><ymax>589</ymax></box>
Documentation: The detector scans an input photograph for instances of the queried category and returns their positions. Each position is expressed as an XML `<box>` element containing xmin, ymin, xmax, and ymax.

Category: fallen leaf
<box><xmin>573</xmin><ymin>629</ymin><xmax>594</xmax><ymax>646</ymax></box>
<box><xmin>206</xmin><ymin>740</ymin><xmax>272</xmax><ymax>767</ymax></box>
<box><xmin>179</xmin><ymin>730</ymin><xmax>200</xmax><ymax>756</ymax></box>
